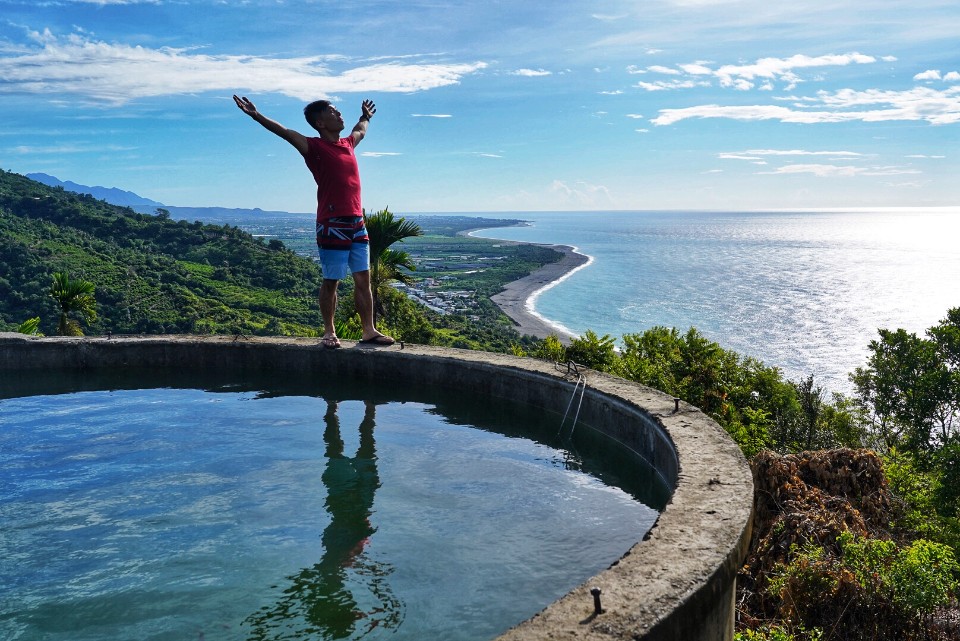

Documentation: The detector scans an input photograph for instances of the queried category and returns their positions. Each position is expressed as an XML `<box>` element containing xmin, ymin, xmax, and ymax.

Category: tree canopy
<box><xmin>0</xmin><ymin>170</ymin><xmax>325</xmax><ymax>336</ymax></box>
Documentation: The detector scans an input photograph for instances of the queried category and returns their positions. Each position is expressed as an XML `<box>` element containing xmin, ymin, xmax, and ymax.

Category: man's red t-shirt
<box><xmin>302</xmin><ymin>136</ymin><xmax>361</xmax><ymax>222</ymax></box>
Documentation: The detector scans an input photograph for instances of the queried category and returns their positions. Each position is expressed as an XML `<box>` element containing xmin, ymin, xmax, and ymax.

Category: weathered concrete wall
<box><xmin>0</xmin><ymin>334</ymin><xmax>753</xmax><ymax>640</ymax></box>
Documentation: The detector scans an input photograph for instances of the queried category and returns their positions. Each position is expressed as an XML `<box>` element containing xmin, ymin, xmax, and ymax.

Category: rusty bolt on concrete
<box><xmin>590</xmin><ymin>587</ymin><xmax>604</xmax><ymax>615</ymax></box>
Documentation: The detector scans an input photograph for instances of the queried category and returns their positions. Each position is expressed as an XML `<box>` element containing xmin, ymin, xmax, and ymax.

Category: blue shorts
<box><xmin>318</xmin><ymin>242</ymin><xmax>370</xmax><ymax>280</ymax></box>
<box><xmin>316</xmin><ymin>215</ymin><xmax>371</xmax><ymax>280</ymax></box>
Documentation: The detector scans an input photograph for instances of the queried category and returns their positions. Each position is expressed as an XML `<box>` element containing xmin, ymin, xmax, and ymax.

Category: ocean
<box><xmin>456</xmin><ymin>209</ymin><xmax>960</xmax><ymax>395</ymax></box>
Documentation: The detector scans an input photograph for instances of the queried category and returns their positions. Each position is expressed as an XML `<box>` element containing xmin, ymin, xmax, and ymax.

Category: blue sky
<box><xmin>1</xmin><ymin>0</ymin><xmax>958</xmax><ymax>213</ymax></box>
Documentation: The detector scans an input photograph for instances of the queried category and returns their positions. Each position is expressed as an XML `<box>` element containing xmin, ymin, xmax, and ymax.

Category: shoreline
<box><xmin>490</xmin><ymin>242</ymin><xmax>590</xmax><ymax>342</ymax></box>
<box><xmin>459</xmin><ymin>224</ymin><xmax>590</xmax><ymax>343</ymax></box>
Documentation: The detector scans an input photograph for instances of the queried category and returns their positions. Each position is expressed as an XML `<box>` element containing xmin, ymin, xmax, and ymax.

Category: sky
<box><xmin>1</xmin><ymin>0</ymin><xmax>958</xmax><ymax>213</ymax></box>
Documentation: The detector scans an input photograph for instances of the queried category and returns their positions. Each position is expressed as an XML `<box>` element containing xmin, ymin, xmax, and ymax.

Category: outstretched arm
<box><xmin>350</xmin><ymin>99</ymin><xmax>376</xmax><ymax>146</ymax></box>
<box><xmin>233</xmin><ymin>95</ymin><xmax>309</xmax><ymax>156</ymax></box>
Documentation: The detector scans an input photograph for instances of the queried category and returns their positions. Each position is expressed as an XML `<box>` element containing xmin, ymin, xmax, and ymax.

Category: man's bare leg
<box><xmin>319</xmin><ymin>279</ymin><xmax>341</xmax><ymax>347</ymax></box>
<box><xmin>352</xmin><ymin>270</ymin><xmax>394</xmax><ymax>344</ymax></box>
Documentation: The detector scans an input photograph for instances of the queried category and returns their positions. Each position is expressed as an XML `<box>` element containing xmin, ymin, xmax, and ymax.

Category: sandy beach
<box><xmin>490</xmin><ymin>243</ymin><xmax>589</xmax><ymax>342</ymax></box>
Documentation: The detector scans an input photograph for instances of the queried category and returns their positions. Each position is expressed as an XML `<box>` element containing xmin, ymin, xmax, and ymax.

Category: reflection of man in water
<box><xmin>318</xmin><ymin>398</ymin><xmax>379</xmax><ymax>581</ymax></box>
<box><xmin>246</xmin><ymin>399</ymin><xmax>401</xmax><ymax>640</ymax></box>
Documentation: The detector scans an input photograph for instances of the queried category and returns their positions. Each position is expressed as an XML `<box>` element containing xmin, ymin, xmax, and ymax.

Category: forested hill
<box><xmin>0</xmin><ymin>170</ymin><xmax>324</xmax><ymax>336</ymax></box>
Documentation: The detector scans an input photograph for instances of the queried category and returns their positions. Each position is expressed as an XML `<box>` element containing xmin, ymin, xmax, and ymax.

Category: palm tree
<box><xmin>50</xmin><ymin>271</ymin><xmax>98</xmax><ymax>336</ymax></box>
<box><xmin>364</xmin><ymin>208</ymin><xmax>422</xmax><ymax>323</ymax></box>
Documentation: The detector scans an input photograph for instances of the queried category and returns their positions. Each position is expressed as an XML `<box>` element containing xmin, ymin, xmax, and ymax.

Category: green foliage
<box><xmin>519</xmin><ymin>324</ymin><xmax>866</xmax><ymax>458</ymax></box>
<box><xmin>766</xmin><ymin>533</ymin><xmax>958</xmax><ymax>638</ymax></box>
<box><xmin>882</xmin><ymin>448</ymin><xmax>960</xmax><ymax>551</ymax></box>
<box><xmin>735</xmin><ymin>625</ymin><xmax>822</xmax><ymax>641</ymax></box>
<box><xmin>530</xmin><ymin>334</ymin><xmax>567</xmax><ymax>362</ymax></box>
<box><xmin>851</xmin><ymin>311</ymin><xmax>959</xmax><ymax>453</ymax></box>
<box><xmin>566</xmin><ymin>330</ymin><xmax>616</xmax><ymax>370</ymax></box>
<box><xmin>0</xmin><ymin>170</ymin><xmax>324</xmax><ymax>336</ymax></box>
<box><xmin>838</xmin><ymin>531</ymin><xmax>959</xmax><ymax>615</ymax></box>
<box><xmin>365</xmin><ymin>207</ymin><xmax>423</xmax><ymax>262</ymax></box>
<box><xmin>851</xmin><ymin>308</ymin><xmax>960</xmax><ymax>554</ymax></box>
<box><xmin>17</xmin><ymin>316</ymin><xmax>42</xmax><ymax>336</ymax></box>
<box><xmin>364</xmin><ymin>207</ymin><xmax>423</xmax><ymax>324</ymax></box>
<box><xmin>888</xmin><ymin>538</ymin><xmax>959</xmax><ymax>613</ymax></box>
<box><xmin>934</xmin><ymin>440</ymin><xmax>960</xmax><ymax>518</ymax></box>
<box><xmin>377</xmin><ymin>287</ymin><xmax>436</xmax><ymax>344</ymax></box>
<box><xmin>768</xmin><ymin>543</ymin><xmax>841</xmax><ymax>624</ymax></box>
<box><xmin>726</xmin><ymin>406</ymin><xmax>775</xmax><ymax>458</ymax></box>
<box><xmin>334</xmin><ymin>317</ymin><xmax>363</xmax><ymax>341</ymax></box>
<box><xmin>50</xmin><ymin>271</ymin><xmax>97</xmax><ymax>336</ymax></box>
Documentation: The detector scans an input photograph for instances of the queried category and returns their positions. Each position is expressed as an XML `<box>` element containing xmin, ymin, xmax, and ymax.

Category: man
<box><xmin>233</xmin><ymin>94</ymin><xmax>394</xmax><ymax>348</ymax></box>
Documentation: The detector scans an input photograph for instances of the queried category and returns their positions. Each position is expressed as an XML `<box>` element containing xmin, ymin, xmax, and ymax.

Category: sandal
<box><xmin>321</xmin><ymin>335</ymin><xmax>342</xmax><ymax>349</ymax></box>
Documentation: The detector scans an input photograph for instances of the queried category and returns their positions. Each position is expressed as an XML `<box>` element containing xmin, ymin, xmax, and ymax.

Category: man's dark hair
<box><xmin>304</xmin><ymin>100</ymin><xmax>331</xmax><ymax>132</ymax></box>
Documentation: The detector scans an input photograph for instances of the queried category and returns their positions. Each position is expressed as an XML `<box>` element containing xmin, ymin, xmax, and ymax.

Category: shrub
<box><xmin>565</xmin><ymin>330</ymin><xmax>616</xmax><ymax>371</ymax></box>
<box><xmin>530</xmin><ymin>334</ymin><xmax>567</xmax><ymax>362</ymax></box>
<box><xmin>735</xmin><ymin>624</ymin><xmax>823</xmax><ymax>641</ymax></box>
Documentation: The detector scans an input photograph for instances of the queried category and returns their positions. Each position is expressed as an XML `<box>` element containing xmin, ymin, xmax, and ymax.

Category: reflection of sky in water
<box><xmin>0</xmin><ymin>387</ymin><xmax>659</xmax><ymax>641</ymax></box>
<box><xmin>471</xmin><ymin>209</ymin><xmax>960</xmax><ymax>394</ymax></box>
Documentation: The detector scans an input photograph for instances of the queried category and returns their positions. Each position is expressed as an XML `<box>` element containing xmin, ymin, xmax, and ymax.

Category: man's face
<box><xmin>316</xmin><ymin>104</ymin><xmax>345</xmax><ymax>133</ymax></box>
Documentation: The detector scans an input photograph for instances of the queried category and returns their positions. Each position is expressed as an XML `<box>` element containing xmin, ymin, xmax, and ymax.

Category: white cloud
<box><xmin>653</xmin><ymin>86</ymin><xmax>960</xmax><ymax>125</ymax></box>
<box><xmin>714</xmin><ymin>53</ymin><xmax>876</xmax><ymax>90</ymax></box>
<box><xmin>360</xmin><ymin>151</ymin><xmax>402</xmax><ymax>157</ymax></box>
<box><xmin>945</xmin><ymin>71</ymin><xmax>960</xmax><ymax>82</ymax></box>
<box><xmin>550</xmin><ymin>179</ymin><xmax>615</xmax><ymax>206</ymax></box>
<box><xmin>679</xmin><ymin>62</ymin><xmax>713</xmax><ymax>75</ymax></box>
<box><xmin>883</xmin><ymin>180</ymin><xmax>930</xmax><ymax>189</ymax></box>
<box><xmin>411</xmin><ymin>114</ymin><xmax>452</xmax><ymax>118</ymax></box>
<box><xmin>631</xmin><ymin>52</ymin><xmax>880</xmax><ymax>94</ymax></box>
<box><xmin>744</xmin><ymin>149</ymin><xmax>864</xmax><ymax>157</ymax></box>
<box><xmin>719</xmin><ymin>153</ymin><xmax>764</xmax><ymax>161</ymax></box>
<box><xmin>9</xmin><ymin>143</ymin><xmax>135</xmax><ymax>154</ymax></box>
<box><xmin>510</xmin><ymin>68</ymin><xmax>552</xmax><ymax>77</ymax></box>
<box><xmin>647</xmin><ymin>65</ymin><xmax>682</xmax><ymax>75</ymax></box>
<box><xmin>914</xmin><ymin>69</ymin><xmax>942</xmax><ymax>81</ymax></box>
<box><xmin>636</xmin><ymin>79</ymin><xmax>709</xmax><ymax>91</ymax></box>
<box><xmin>758</xmin><ymin>164</ymin><xmax>922</xmax><ymax>177</ymax></box>
<box><xmin>625</xmin><ymin>113</ymin><xmax>644</xmax><ymax>118</ymax></box>
<box><xmin>0</xmin><ymin>29</ymin><xmax>487</xmax><ymax>104</ymax></box>
<box><xmin>819</xmin><ymin>87</ymin><xmax>960</xmax><ymax>124</ymax></box>
<box><xmin>599</xmin><ymin>89</ymin><xmax>625</xmax><ymax>95</ymax></box>
<box><xmin>497</xmin><ymin>179</ymin><xmax>617</xmax><ymax>210</ymax></box>
<box><xmin>591</xmin><ymin>13</ymin><xmax>628</xmax><ymax>21</ymax></box>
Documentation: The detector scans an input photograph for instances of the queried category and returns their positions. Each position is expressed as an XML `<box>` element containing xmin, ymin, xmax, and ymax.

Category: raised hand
<box><xmin>233</xmin><ymin>95</ymin><xmax>258</xmax><ymax>117</ymax></box>
<box><xmin>361</xmin><ymin>99</ymin><xmax>376</xmax><ymax>121</ymax></box>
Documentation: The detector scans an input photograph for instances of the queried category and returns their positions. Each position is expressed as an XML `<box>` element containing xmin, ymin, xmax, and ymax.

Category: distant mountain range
<box><xmin>26</xmin><ymin>173</ymin><xmax>167</xmax><ymax>209</ymax></box>
<box><xmin>23</xmin><ymin>173</ymin><xmax>312</xmax><ymax>223</ymax></box>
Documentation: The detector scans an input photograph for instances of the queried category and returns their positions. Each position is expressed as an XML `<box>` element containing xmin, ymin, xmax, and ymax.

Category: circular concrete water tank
<box><xmin>0</xmin><ymin>334</ymin><xmax>753</xmax><ymax>640</ymax></box>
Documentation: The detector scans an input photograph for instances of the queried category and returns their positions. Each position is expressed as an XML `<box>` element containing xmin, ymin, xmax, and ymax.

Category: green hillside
<box><xmin>0</xmin><ymin>170</ymin><xmax>324</xmax><ymax>336</ymax></box>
